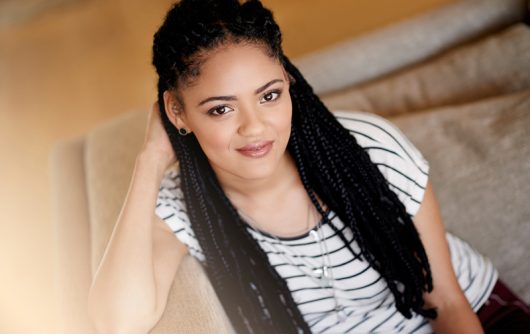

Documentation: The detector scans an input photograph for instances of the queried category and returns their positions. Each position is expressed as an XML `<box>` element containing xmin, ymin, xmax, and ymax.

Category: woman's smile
<box><xmin>236</xmin><ymin>140</ymin><xmax>274</xmax><ymax>158</ymax></box>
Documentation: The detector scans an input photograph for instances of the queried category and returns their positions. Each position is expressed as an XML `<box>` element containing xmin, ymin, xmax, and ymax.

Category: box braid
<box><xmin>152</xmin><ymin>0</ymin><xmax>436</xmax><ymax>332</ymax></box>
<box><xmin>283</xmin><ymin>55</ymin><xmax>436</xmax><ymax>320</ymax></box>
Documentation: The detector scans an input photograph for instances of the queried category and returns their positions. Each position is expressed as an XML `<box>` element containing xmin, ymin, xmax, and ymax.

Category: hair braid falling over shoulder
<box><xmin>283</xmin><ymin>55</ymin><xmax>436</xmax><ymax>318</ymax></box>
<box><xmin>152</xmin><ymin>0</ymin><xmax>436</xmax><ymax>332</ymax></box>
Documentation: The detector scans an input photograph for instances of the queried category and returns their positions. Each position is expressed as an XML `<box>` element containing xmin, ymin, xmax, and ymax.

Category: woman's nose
<box><xmin>238</xmin><ymin>108</ymin><xmax>266</xmax><ymax>137</ymax></box>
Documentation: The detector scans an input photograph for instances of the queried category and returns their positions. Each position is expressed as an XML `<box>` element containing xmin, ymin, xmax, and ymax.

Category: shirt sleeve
<box><xmin>332</xmin><ymin>110</ymin><xmax>430</xmax><ymax>218</ymax></box>
<box><xmin>155</xmin><ymin>163</ymin><xmax>205</xmax><ymax>262</ymax></box>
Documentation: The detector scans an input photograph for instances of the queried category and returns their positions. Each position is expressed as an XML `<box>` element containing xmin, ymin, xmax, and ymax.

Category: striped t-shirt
<box><xmin>155</xmin><ymin>110</ymin><xmax>498</xmax><ymax>333</ymax></box>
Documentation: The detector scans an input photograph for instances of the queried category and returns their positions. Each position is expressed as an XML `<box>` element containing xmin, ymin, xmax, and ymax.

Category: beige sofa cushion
<box><xmin>322</xmin><ymin>23</ymin><xmax>530</xmax><ymax>116</ymax></box>
<box><xmin>389</xmin><ymin>89</ymin><xmax>530</xmax><ymax>303</ymax></box>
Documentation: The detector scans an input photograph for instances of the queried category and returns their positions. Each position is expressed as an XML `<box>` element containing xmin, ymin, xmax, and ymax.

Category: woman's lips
<box><xmin>236</xmin><ymin>140</ymin><xmax>274</xmax><ymax>158</ymax></box>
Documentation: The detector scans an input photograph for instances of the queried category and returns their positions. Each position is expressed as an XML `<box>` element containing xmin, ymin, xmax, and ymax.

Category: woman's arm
<box><xmin>87</xmin><ymin>104</ymin><xmax>187</xmax><ymax>334</ymax></box>
<box><xmin>412</xmin><ymin>180</ymin><xmax>484</xmax><ymax>334</ymax></box>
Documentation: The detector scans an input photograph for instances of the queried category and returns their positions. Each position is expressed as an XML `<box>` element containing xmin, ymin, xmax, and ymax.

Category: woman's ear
<box><xmin>163</xmin><ymin>90</ymin><xmax>189</xmax><ymax>130</ymax></box>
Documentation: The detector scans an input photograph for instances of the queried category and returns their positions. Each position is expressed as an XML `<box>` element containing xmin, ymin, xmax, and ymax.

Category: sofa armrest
<box><xmin>84</xmin><ymin>110</ymin><xmax>147</xmax><ymax>275</ymax></box>
<box><xmin>150</xmin><ymin>256</ymin><xmax>235</xmax><ymax>334</ymax></box>
<box><xmin>320</xmin><ymin>23</ymin><xmax>530</xmax><ymax>116</ymax></box>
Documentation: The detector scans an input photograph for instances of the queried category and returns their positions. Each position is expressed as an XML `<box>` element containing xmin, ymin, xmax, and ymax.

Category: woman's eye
<box><xmin>261</xmin><ymin>90</ymin><xmax>281</xmax><ymax>103</ymax></box>
<box><xmin>208</xmin><ymin>105</ymin><xmax>232</xmax><ymax>116</ymax></box>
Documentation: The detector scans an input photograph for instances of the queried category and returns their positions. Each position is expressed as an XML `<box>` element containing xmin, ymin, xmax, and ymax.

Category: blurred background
<box><xmin>0</xmin><ymin>0</ymin><xmax>455</xmax><ymax>333</ymax></box>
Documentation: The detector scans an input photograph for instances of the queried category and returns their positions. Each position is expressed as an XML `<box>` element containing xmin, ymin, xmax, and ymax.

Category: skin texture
<box><xmin>160</xmin><ymin>42</ymin><xmax>483</xmax><ymax>332</ymax></box>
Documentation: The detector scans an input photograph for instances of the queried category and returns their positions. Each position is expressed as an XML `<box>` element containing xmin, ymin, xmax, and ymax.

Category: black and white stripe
<box><xmin>155</xmin><ymin>110</ymin><xmax>498</xmax><ymax>333</ymax></box>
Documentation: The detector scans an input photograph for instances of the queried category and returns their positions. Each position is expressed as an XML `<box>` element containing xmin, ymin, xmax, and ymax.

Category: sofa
<box><xmin>49</xmin><ymin>0</ymin><xmax>530</xmax><ymax>332</ymax></box>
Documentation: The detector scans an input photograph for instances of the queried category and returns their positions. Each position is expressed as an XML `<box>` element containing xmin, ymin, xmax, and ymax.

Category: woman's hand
<box><xmin>141</xmin><ymin>102</ymin><xmax>177</xmax><ymax>171</ymax></box>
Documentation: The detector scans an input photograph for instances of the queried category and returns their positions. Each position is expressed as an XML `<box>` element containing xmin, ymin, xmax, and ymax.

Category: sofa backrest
<box><xmin>294</xmin><ymin>0</ymin><xmax>526</xmax><ymax>96</ymax></box>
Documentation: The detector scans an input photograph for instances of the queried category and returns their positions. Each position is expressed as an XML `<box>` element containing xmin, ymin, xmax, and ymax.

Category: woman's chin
<box><xmin>235</xmin><ymin>164</ymin><xmax>278</xmax><ymax>181</ymax></box>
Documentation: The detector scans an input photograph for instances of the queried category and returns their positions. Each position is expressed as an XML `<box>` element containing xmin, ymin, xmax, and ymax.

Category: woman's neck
<box><xmin>215</xmin><ymin>151</ymin><xmax>300</xmax><ymax>207</ymax></box>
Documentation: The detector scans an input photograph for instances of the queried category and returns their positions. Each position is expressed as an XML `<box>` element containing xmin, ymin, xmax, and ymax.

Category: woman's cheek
<box><xmin>279</xmin><ymin>106</ymin><xmax>293</xmax><ymax>136</ymax></box>
<box><xmin>194</xmin><ymin>126</ymin><xmax>229</xmax><ymax>157</ymax></box>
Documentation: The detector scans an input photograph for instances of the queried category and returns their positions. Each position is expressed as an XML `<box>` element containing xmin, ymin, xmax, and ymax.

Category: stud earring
<box><xmin>178</xmin><ymin>128</ymin><xmax>189</xmax><ymax>136</ymax></box>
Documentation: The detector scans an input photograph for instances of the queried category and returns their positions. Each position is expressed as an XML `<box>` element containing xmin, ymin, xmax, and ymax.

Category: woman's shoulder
<box><xmin>332</xmin><ymin>110</ymin><xmax>415</xmax><ymax>148</ymax></box>
<box><xmin>331</xmin><ymin>110</ymin><xmax>405</xmax><ymax>151</ymax></box>
<box><xmin>331</xmin><ymin>109</ymin><xmax>430</xmax><ymax>218</ymax></box>
<box><xmin>331</xmin><ymin>109</ymin><xmax>429</xmax><ymax>173</ymax></box>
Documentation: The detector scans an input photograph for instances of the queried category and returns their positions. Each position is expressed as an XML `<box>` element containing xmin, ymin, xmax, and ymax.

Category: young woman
<box><xmin>88</xmin><ymin>0</ymin><xmax>530</xmax><ymax>333</ymax></box>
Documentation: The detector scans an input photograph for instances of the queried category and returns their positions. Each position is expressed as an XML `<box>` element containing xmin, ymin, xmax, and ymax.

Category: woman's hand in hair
<box><xmin>141</xmin><ymin>101</ymin><xmax>177</xmax><ymax>172</ymax></box>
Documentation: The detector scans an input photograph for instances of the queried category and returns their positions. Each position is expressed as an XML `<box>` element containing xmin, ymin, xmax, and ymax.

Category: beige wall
<box><xmin>0</xmin><ymin>0</ymin><xmax>454</xmax><ymax>333</ymax></box>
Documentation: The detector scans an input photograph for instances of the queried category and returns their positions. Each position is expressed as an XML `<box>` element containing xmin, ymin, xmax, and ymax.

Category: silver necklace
<box><xmin>237</xmin><ymin>202</ymin><xmax>348</xmax><ymax>324</ymax></box>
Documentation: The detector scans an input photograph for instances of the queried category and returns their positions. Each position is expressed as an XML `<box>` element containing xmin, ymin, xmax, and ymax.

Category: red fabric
<box><xmin>477</xmin><ymin>279</ymin><xmax>530</xmax><ymax>333</ymax></box>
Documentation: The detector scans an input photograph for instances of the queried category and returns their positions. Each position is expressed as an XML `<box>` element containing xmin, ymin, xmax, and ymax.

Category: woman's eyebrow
<box><xmin>197</xmin><ymin>78</ymin><xmax>284</xmax><ymax>107</ymax></box>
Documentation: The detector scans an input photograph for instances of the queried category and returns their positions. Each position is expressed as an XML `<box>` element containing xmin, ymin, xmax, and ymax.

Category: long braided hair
<box><xmin>152</xmin><ymin>0</ymin><xmax>436</xmax><ymax>332</ymax></box>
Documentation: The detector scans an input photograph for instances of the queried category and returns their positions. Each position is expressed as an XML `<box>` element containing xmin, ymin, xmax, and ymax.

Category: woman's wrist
<box><xmin>136</xmin><ymin>147</ymin><xmax>172</xmax><ymax>178</ymax></box>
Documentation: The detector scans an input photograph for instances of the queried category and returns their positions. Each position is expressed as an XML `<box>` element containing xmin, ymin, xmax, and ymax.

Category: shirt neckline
<box><xmin>245</xmin><ymin>208</ymin><xmax>333</xmax><ymax>241</ymax></box>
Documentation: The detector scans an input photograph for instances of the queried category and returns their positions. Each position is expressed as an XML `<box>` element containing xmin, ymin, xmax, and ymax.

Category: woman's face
<box><xmin>164</xmin><ymin>43</ymin><xmax>293</xmax><ymax>183</ymax></box>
